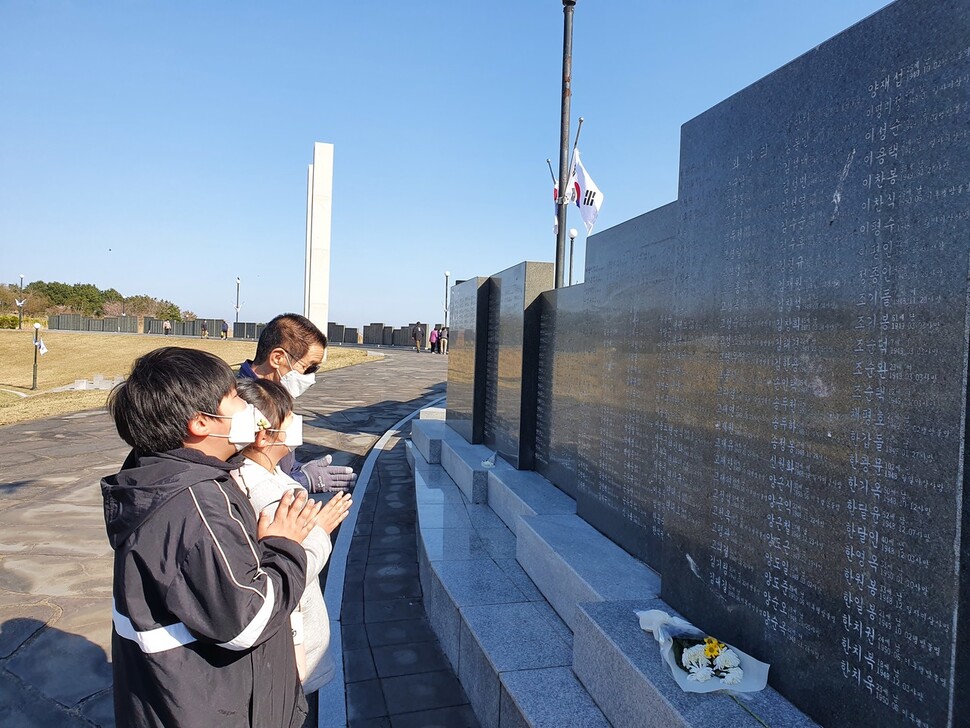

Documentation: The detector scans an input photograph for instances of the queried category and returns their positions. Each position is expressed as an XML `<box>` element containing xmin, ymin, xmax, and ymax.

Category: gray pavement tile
<box><xmin>0</xmin><ymin>673</ymin><xmax>92</xmax><ymax>728</ymax></box>
<box><xmin>365</xmin><ymin>598</ymin><xmax>425</xmax><ymax>624</ymax></box>
<box><xmin>367</xmin><ymin>550</ymin><xmax>409</xmax><ymax>565</ymax></box>
<box><xmin>366</xmin><ymin>618</ymin><xmax>436</xmax><ymax>648</ymax></box>
<box><xmin>0</xmin><ymin>603</ymin><xmax>57</xmax><ymax>657</ymax></box>
<box><xmin>344</xmin><ymin>647</ymin><xmax>378</xmax><ymax>683</ymax></box>
<box><xmin>370</xmin><ymin>522</ymin><xmax>416</xmax><ymax>537</ymax></box>
<box><xmin>7</xmin><ymin>597</ymin><xmax>113</xmax><ymax>708</ymax></box>
<box><xmin>342</xmin><ymin>623</ymin><xmax>370</xmax><ymax>650</ymax></box>
<box><xmin>372</xmin><ymin>641</ymin><xmax>451</xmax><ymax>678</ymax></box>
<box><xmin>347</xmin><ymin>678</ymin><xmax>388</xmax><ymax>720</ymax></box>
<box><xmin>363</xmin><ymin>575</ymin><xmax>422</xmax><ymax>601</ymax></box>
<box><xmin>342</xmin><ymin>600</ymin><xmax>364</xmax><ymax>624</ymax></box>
<box><xmin>364</xmin><ymin>562</ymin><xmax>419</xmax><ymax>581</ymax></box>
<box><xmin>495</xmin><ymin>558</ymin><xmax>545</xmax><ymax>601</ymax></box>
<box><xmin>0</xmin><ymin>554</ymin><xmax>113</xmax><ymax>598</ymax></box>
<box><xmin>419</xmin><ymin>528</ymin><xmax>490</xmax><ymax>562</ymax></box>
<box><xmin>369</xmin><ymin>533</ymin><xmax>417</xmax><ymax>552</ymax></box>
<box><xmin>349</xmin><ymin>717</ymin><xmax>393</xmax><ymax>728</ymax></box>
<box><xmin>78</xmin><ymin>687</ymin><xmax>115</xmax><ymax>727</ymax></box>
<box><xmin>390</xmin><ymin>704</ymin><xmax>480</xmax><ymax>728</ymax></box>
<box><xmin>381</xmin><ymin>670</ymin><xmax>468</xmax><ymax>715</ymax></box>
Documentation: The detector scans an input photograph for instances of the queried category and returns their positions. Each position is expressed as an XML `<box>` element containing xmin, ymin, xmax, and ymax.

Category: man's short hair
<box><xmin>253</xmin><ymin>313</ymin><xmax>328</xmax><ymax>365</ymax></box>
<box><xmin>235</xmin><ymin>378</ymin><xmax>293</xmax><ymax>430</ymax></box>
<box><xmin>108</xmin><ymin>347</ymin><xmax>237</xmax><ymax>453</ymax></box>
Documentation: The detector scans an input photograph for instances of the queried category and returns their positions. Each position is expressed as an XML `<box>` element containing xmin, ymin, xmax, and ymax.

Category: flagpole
<box><xmin>572</xmin><ymin>117</ymin><xmax>584</xmax><ymax>162</ymax></box>
<box><xmin>555</xmin><ymin>0</ymin><xmax>577</xmax><ymax>289</ymax></box>
<box><xmin>546</xmin><ymin>158</ymin><xmax>557</xmax><ymax>184</ymax></box>
<box><xmin>31</xmin><ymin>323</ymin><xmax>40</xmax><ymax>390</ymax></box>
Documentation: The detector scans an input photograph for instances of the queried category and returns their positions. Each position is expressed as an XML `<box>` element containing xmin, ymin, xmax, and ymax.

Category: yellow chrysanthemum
<box><xmin>702</xmin><ymin>637</ymin><xmax>725</xmax><ymax>659</ymax></box>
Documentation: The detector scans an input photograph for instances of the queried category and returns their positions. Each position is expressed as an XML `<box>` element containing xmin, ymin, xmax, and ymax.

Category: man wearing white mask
<box><xmin>238</xmin><ymin>313</ymin><xmax>357</xmax><ymax>493</ymax></box>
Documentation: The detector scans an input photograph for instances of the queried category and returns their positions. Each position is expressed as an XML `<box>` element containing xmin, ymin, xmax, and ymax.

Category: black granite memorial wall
<box><xmin>446</xmin><ymin>277</ymin><xmax>490</xmax><ymax>443</ymax></box>
<box><xmin>534</xmin><ymin>284</ymin><xmax>586</xmax><ymax>498</ymax></box>
<box><xmin>450</xmin><ymin>2</ymin><xmax>968</xmax><ymax>724</ymax></box>
<box><xmin>655</xmin><ymin>2</ymin><xmax>970</xmax><ymax>725</ymax></box>
<box><xmin>481</xmin><ymin>262</ymin><xmax>554</xmax><ymax>468</ymax></box>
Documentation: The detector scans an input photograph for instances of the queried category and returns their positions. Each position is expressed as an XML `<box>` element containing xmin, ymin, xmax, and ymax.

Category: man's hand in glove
<box><xmin>299</xmin><ymin>454</ymin><xmax>357</xmax><ymax>493</ymax></box>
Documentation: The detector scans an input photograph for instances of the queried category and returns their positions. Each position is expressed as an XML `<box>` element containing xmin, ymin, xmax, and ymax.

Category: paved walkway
<box><xmin>0</xmin><ymin>349</ymin><xmax>460</xmax><ymax>727</ymax></box>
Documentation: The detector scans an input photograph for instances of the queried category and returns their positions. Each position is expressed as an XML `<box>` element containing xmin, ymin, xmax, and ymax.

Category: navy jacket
<box><xmin>102</xmin><ymin>448</ymin><xmax>308</xmax><ymax>728</ymax></box>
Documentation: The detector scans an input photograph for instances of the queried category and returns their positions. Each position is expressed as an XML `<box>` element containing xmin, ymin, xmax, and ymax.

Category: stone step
<box><xmin>419</xmin><ymin>406</ymin><xmax>447</xmax><ymax>420</ymax></box>
<box><xmin>572</xmin><ymin>598</ymin><xmax>819</xmax><ymax>728</ymax></box>
<box><xmin>485</xmin><ymin>459</ymin><xmax>576</xmax><ymax>534</ymax></box>
<box><xmin>411</xmin><ymin>419</ymin><xmax>451</xmax><ymax>463</ymax></box>
<box><xmin>516</xmin><ymin>514</ymin><xmax>660</xmax><ymax>632</ymax></box>
<box><xmin>410</xmin><ymin>439</ymin><xmax>608</xmax><ymax>728</ymax></box>
<box><xmin>412</xmin><ymin>419</ymin><xmax>492</xmax><ymax>503</ymax></box>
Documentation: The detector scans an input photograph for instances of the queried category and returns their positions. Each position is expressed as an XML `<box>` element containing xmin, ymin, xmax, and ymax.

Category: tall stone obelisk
<box><xmin>304</xmin><ymin>142</ymin><xmax>333</xmax><ymax>332</ymax></box>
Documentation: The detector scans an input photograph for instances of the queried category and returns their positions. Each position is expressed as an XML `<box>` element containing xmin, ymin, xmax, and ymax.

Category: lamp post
<box><xmin>568</xmin><ymin>228</ymin><xmax>578</xmax><ymax>285</ymax></box>
<box><xmin>18</xmin><ymin>274</ymin><xmax>24</xmax><ymax>330</ymax></box>
<box><xmin>31</xmin><ymin>322</ymin><xmax>40</xmax><ymax>390</ymax></box>
<box><xmin>235</xmin><ymin>277</ymin><xmax>241</xmax><ymax>324</ymax></box>
<box><xmin>444</xmin><ymin>270</ymin><xmax>451</xmax><ymax>327</ymax></box>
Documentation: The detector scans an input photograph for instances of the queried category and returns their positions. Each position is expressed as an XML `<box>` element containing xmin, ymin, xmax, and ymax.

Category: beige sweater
<box><xmin>232</xmin><ymin>460</ymin><xmax>336</xmax><ymax>694</ymax></box>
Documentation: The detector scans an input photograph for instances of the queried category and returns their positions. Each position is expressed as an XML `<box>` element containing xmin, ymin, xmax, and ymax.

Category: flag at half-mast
<box><xmin>571</xmin><ymin>148</ymin><xmax>603</xmax><ymax>234</ymax></box>
<box><xmin>35</xmin><ymin>338</ymin><xmax>48</xmax><ymax>356</ymax></box>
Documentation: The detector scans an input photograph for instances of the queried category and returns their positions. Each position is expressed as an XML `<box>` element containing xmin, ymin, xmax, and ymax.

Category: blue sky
<box><xmin>0</xmin><ymin>0</ymin><xmax>891</xmax><ymax>328</ymax></box>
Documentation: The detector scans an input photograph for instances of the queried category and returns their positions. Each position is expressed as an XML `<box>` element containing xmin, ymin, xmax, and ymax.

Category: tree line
<box><xmin>1</xmin><ymin>280</ymin><xmax>193</xmax><ymax>321</ymax></box>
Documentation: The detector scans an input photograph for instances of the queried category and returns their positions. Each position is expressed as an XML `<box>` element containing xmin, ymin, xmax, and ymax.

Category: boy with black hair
<box><xmin>102</xmin><ymin>346</ymin><xmax>321</xmax><ymax>728</ymax></box>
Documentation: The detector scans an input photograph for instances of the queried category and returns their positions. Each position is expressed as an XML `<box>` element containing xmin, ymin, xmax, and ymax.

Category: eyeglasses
<box><xmin>284</xmin><ymin>351</ymin><xmax>320</xmax><ymax>375</ymax></box>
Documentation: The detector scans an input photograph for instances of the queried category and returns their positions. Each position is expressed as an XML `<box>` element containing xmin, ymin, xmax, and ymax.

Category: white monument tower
<box><xmin>304</xmin><ymin>142</ymin><xmax>333</xmax><ymax>332</ymax></box>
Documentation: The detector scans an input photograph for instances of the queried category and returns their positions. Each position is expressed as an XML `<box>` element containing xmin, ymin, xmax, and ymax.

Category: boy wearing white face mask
<box><xmin>101</xmin><ymin>347</ymin><xmax>324</xmax><ymax>728</ymax></box>
<box><xmin>238</xmin><ymin>313</ymin><xmax>357</xmax><ymax>494</ymax></box>
<box><xmin>231</xmin><ymin>378</ymin><xmax>352</xmax><ymax>696</ymax></box>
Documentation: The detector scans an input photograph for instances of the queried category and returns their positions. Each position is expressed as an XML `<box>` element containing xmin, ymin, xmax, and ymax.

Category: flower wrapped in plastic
<box><xmin>635</xmin><ymin>609</ymin><xmax>769</xmax><ymax>694</ymax></box>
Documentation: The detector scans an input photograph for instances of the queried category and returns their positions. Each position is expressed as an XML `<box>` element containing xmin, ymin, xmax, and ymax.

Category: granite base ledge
<box><xmin>411</xmin><ymin>419</ymin><xmax>452</xmax><ymax>464</ymax></box>
<box><xmin>486</xmin><ymin>460</ymin><xmax>576</xmax><ymax>535</ymax></box>
<box><xmin>516</xmin><ymin>514</ymin><xmax>660</xmax><ymax>631</ymax></box>
<box><xmin>410</xmin><ymin>440</ymin><xmax>605</xmax><ymax>728</ymax></box>
<box><xmin>573</xmin><ymin>599</ymin><xmax>818</xmax><ymax>728</ymax></box>
<box><xmin>500</xmin><ymin>666</ymin><xmax>610</xmax><ymax>728</ymax></box>
<box><xmin>419</xmin><ymin>407</ymin><xmax>447</xmax><ymax>421</ymax></box>
<box><xmin>439</xmin><ymin>437</ymin><xmax>491</xmax><ymax>504</ymax></box>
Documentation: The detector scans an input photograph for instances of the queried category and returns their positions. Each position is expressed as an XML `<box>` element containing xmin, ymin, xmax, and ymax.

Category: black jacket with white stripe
<box><xmin>101</xmin><ymin>448</ymin><xmax>308</xmax><ymax>728</ymax></box>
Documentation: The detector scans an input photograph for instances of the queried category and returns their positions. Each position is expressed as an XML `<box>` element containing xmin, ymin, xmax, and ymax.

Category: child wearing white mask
<box><xmin>231</xmin><ymin>377</ymin><xmax>352</xmax><ymax>695</ymax></box>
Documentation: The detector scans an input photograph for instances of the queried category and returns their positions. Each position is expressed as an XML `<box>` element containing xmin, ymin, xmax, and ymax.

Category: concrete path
<box><xmin>0</xmin><ymin>348</ymin><xmax>452</xmax><ymax>727</ymax></box>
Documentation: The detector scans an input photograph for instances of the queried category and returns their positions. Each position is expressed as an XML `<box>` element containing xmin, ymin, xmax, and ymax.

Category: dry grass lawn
<box><xmin>0</xmin><ymin>329</ymin><xmax>374</xmax><ymax>426</ymax></box>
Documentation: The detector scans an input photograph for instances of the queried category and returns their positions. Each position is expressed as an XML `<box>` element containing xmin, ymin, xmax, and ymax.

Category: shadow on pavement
<box><xmin>0</xmin><ymin>617</ymin><xmax>114</xmax><ymax>727</ymax></box>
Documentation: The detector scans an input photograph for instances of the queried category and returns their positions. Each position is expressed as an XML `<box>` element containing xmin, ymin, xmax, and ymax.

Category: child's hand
<box><xmin>317</xmin><ymin>492</ymin><xmax>353</xmax><ymax>535</ymax></box>
<box><xmin>257</xmin><ymin>489</ymin><xmax>323</xmax><ymax>544</ymax></box>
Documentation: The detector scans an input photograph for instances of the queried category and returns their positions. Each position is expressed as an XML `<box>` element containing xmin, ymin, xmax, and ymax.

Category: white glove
<box><xmin>299</xmin><ymin>454</ymin><xmax>357</xmax><ymax>493</ymax></box>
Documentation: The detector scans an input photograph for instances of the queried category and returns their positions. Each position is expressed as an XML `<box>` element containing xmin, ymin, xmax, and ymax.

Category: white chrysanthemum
<box><xmin>682</xmin><ymin>645</ymin><xmax>707</xmax><ymax>669</ymax></box>
<box><xmin>721</xmin><ymin>667</ymin><xmax>743</xmax><ymax>685</ymax></box>
<box><xmin>687</xmin><ymin>666</ymin><xmax>714</xmax><ymax>682</ymax></box>
<box><xmin>714</xmin><ymin>648</ymin><xmax>740</xmax><ymax>669</ymax></box>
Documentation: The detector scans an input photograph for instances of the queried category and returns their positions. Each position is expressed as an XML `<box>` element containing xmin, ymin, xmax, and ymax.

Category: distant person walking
<box><xmin>411</xmin><ymin>322</ymin><xmax>424</xmax><ymax>353</ymax></box>
<box><xmin>221</xmin><ymin>321</ymin><xmax>229</xmax><ymax>339</ymax></box>
<box><xmin>200</xmin><ymin>321</ymin><xmax>208</xmax><ymax>339</ymax></box>
<box><xmin>162</xmin><ymin>319</ymin><xmax>172</xmax><ymax>336</ymax></box>
<box><xmin>429</xmin><ymin>327</ymin><xmax>439</xmax><ymax>354</ymax></box>
<box><xmin>440</xmin><ymin>326</ymin><xmax>448</xmax><ymax>355</ymax></box>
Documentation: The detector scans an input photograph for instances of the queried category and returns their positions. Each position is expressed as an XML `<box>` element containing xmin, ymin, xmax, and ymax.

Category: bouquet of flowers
<box><xmin>674</xmin><ymin>635</ymin><xmax>743</xmax><ymax>685</ymax></box>
<box><xmin>636</xmin><ymin>609</ymin><xmax>769</xmax><ymax>694</ymax></box>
